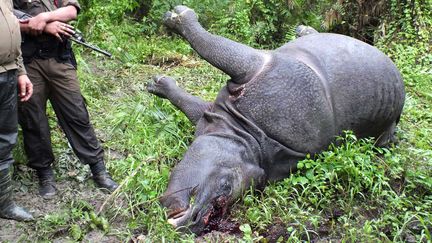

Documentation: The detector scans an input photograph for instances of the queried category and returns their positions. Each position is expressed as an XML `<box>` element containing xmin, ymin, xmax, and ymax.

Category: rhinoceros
<box><xmin>146</xmin><ymin>5</ymin><xmax>405</xmax><ymax>234</ymax></box>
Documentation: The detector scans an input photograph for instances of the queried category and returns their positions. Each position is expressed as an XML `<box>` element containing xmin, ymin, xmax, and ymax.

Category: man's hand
<box><xmin>18</xmin><ymin>18</ymin><xmax>31</xmax><ymax>34</ymax></box>
<box><xmin>17</xmin><ymin>75</ymin><xmax>33</xmax><ymax>102</ymax></box>
<box><xmin>44</xmin><ymin>21</ymin><xmax>75</xmax><ymax>41</ymax></box>
<box><xmin>26</xmin><ymin>13</ymin><xmax>49</xmax><ymax>35</ymax></box>
<box><xmin>18</xmin><ymin>19</ymin><xmax>29</xmax><ymax>24</ymax></box>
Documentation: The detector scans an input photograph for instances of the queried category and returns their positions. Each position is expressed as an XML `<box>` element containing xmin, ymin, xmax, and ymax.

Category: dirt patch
<box><xmin>204</xmin><ymin>218</ymin><xmax>241</xmax><ymax>235</ymax></box>
<box><xmin>196</xmin><ymin>231</ymin><xmax>241</xmax><ymax>242</ymax></box>
<box><xmin>388</xmin><ymin>173</ymin><xmax>406</xmax><ymax>195</ymax></box>
<box><xmin>147</xmin><ymin>55</ymin><xmax>202</xmax><ymax>69</ymax></box>
<box><xmin>258</xmin><ymin>212</ymin><xmax>345</xmax><ymax>242</ymax></box>
<box><xmin>0</xmin><ymin>167</ymin><xmax>124</xmax><ymax>242</ymax></box>
<box><xmin>258</xmin><ymin>218</ymin><xmax>294</xmax><ymax>242</ymax></box>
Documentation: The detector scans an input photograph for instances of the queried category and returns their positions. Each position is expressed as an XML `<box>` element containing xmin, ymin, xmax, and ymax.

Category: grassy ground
<box><xmin>1</xmin><ymin>24</ymin><xmax>431</xmax><ymax>242</ymax></box>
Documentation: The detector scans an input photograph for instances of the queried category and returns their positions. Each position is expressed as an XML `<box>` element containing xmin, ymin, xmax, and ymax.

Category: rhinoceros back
<box><xmin>234</xmin><ymin>33</ymin><xmax>405</xmax><ymax>154</ymax></box>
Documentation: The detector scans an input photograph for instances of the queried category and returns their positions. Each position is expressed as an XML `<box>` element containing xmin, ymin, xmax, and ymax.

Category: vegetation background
<box><xmin>2</xmin><ymin>0</ymin><xmax>431</xmax><ymax>241</ymax></box>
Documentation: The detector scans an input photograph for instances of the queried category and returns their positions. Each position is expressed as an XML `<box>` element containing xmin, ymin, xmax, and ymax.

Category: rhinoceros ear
<box><xmin>242</xmin><ymin>162</ymin><xmax>266</xmax><ymax>189</ymax></box>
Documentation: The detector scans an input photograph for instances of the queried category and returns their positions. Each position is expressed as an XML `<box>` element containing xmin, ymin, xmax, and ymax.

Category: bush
<box><xmin>77</xmin><ymin>0</ymin><xmax>400</xmax><ymax>49</ymax></box>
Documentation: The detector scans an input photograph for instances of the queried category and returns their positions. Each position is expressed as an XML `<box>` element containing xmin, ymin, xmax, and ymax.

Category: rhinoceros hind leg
<box><xmin>147</xmin><ymin>75</ymin><xmax>212</xmax><ymax>124</ymax></box>
<box><xmin>163</xmin><ymin>6</ymin><xmax>198</xmax><ymax>33</ymax></box>
<box><xmin>375</xmin><ymin>121</ymin><xmax>398</xmax><ymax>147</ymax></box>
<box><xmin>295</xmin><ymin>25</ymin><xmax>319</xmax><ymax>38</ymax></box>
<box><xmin>163</xmin><ymin>6</ymin><xmax>267</xmax><ymax>84</ymax></box>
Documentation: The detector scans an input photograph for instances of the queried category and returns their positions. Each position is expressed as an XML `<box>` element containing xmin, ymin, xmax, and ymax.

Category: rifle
<box><xmin>13</xmin><ymin>9</ymin><xmax>112</xmax><ymax>58</ymax></box>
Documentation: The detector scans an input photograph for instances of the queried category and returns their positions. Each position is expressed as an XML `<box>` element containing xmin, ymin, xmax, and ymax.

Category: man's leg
<box><xmin>18</xmin><ymin>60</ymin><xmax>56</xmax><ymax>198</ymax></box>
<box><xmin>0</xmin><ymin>70</ymin><xmax>33</xmax><ymax>221</ymax></box>
<box><xmin>47</xmin><ymin>59</ymin><xmax>117</xmax><ymax>192</ymax></box>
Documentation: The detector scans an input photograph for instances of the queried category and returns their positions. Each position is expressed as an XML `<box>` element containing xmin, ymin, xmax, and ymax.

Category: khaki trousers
<box><xmin>18</xmin><ymin>58</ymin><xmax>103</xmax><ymax>169</ymax></box>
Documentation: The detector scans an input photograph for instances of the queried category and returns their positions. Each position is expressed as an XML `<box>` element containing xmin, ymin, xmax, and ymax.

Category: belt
<box><xmin>36</xmin><ymin>47</ymin><xmax>60</xmax><ymax>59</ymax></box>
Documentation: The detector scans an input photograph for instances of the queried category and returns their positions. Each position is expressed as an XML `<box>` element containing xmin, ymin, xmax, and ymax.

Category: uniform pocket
<box><xmin>0</xmin><ymin>73</ymin><xmax>6</xmax><ymax>84</ymax></box>
<box><xmin>0</xmin><ymin>72</ymin><xmax>17</xmax><ymax>111</ymax></box>
<box><xmin>63</xmin><ymin>62</ymin><xmax>77</xmax><ymax>70</ymax></box>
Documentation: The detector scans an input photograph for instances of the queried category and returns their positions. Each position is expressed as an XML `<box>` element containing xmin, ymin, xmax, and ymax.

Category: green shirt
<box><xmin>13</xmin><ymin>0</ymin><xmax>81</xmax><ymax>16</ymax></box>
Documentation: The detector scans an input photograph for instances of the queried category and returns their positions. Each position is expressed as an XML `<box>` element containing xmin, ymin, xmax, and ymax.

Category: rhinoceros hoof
<box><xmin>295</xmin><ymin>25</ymin><xmax>319</xmax><ymax>37</ymax></box>
<box><xmin>147</xmin><ymin>75</ymin><xmax>178</xmax><ymax>99</ymax></box>
<box><xmin>163</xmin><ymin>5</ymin><xmax>198</xmax><ymax>30</ymax></box>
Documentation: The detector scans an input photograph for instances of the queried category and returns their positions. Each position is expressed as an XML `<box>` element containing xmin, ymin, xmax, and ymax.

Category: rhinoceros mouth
<box><xmin>167</xmin><ymin>195</ymin><xmax>230</xmax><ymax>234</ymax></box>
<box><xmin>167</xmin><ymin>206</ymin><xmax>189</xmax><ymax>219</ymax></box>
<box><xmin>167</xmin><ymin>205</ymin><xmax>192</xmax><ymax>227</ymax></box>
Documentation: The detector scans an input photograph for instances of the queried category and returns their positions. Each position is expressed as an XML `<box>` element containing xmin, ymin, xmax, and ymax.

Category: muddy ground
<box><xmin>0</xmin><ymin>163</ymin><xmax>121</xmax><ymax>242</ymax></box>
<box><xmin>0</xmin><ymin>142</ymin><xmax>350</xmax><ymax>242</ymax></box>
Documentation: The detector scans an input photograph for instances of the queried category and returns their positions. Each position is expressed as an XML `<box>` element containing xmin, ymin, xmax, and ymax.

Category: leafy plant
<box><xmin>8</xmin><ymin>0</ymin><xmax>431</xmax><ymax>242</ymax></box>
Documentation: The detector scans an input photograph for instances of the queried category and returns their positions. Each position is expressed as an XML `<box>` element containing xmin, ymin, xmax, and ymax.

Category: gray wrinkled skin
<box><xmin>147</xmin><ymin>6</ymin><xmax>405</xmax><ymax>234</ymax></box>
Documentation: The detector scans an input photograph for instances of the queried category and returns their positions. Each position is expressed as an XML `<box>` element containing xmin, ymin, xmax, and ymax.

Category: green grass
<box><xmin>8</xmin><ymin>16</ymin><xmax>432</xmax><ymax>242</ymax></box>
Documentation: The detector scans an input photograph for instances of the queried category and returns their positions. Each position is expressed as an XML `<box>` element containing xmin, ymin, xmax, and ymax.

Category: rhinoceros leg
<box><xmin>147</xmin><ymin>75</ymin><xmax>212</xmax><ymax>124</ymax></box>
<box><xmin>164</xmin><ymin>6</ymin><xmax>269</xmax><ymax>84</ymax></box>
<box><xmin>295</xmin><ymin>25</ymin><xmax>318</xmax><ymax>38</ymax></box>
<box><xmin>375</xmin><ymin>120</ymin><xmax>398</xmax><ymax>147</ymax></box>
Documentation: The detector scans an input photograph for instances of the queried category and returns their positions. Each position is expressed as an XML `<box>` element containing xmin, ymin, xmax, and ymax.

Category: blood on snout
<box><xmin>202</xmin><ymin>196</ymin><xmax>229</xmax><ymax>226</ymax></box>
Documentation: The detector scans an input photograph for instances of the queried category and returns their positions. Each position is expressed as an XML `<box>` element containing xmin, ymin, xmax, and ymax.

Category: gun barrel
<box><xmin>71</xmin><ymin>38</ymin><xmax>112</xmax><ymax>58</ymax></box>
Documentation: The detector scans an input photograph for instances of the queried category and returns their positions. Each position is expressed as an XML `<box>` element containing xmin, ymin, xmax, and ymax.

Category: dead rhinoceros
<box><xmin>147</xmin><ymin>5</ymin><xmax>405</xmax><ymax>234</ymax></box>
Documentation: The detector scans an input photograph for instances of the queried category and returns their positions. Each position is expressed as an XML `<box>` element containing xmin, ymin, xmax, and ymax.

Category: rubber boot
<box><xmin>90</xmin><ymin>161</ymin><xmax>118</xmax><ymax>193</ymax></box>
<box><xmin>0</xmin><ymin>168</ymin><xmax>33</xmax><ymax>221</ymax></box>
<box><xmin>36</xmin><ymin>167</ymin><xmax>56</xmax><ymax>199</ymax></box>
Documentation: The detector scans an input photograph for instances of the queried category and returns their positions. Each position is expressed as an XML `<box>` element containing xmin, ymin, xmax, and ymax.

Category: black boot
<box><xmin>36</xmin><ymin>167</ymin><xmax>56</xmax><ymax>199</ymax></box>
<box><xmin>90</xmin><ymin>161</ymin><xmax>118</xmax><ymax>192</ymax></box>
<box><xmin>0</xmin><ymin>168</ymin><xmax>33</xmax><ymax>221</ymax></box>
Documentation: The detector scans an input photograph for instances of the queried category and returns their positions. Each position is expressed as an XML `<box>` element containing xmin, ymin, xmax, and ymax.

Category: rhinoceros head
<box><xmin>160</xmin><ymin>134</ymin><xmax>265</xmax><ymax>234</ymax></box>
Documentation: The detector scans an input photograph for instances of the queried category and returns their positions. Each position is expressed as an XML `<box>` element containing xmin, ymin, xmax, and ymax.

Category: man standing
<box><xmin>0</xmin><ymin>0</ymin><xmax>34</xmax><ymax>220</ymax></box>
<box><xmin>14</xmin><ymin>0</ymin><xmax>118</xmax><ymax>198</ymax></box>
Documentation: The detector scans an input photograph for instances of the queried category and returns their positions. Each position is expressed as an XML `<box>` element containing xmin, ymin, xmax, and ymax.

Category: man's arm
<box><xmin>15</xmin><ymin>51</ymin><xmax>33</xmax><ymax>102</ymax></box>
<box><xmin>21</xmin><ymin>5</ymin><xmax>78</xmax><ymax>35</ymax></box>
<box><xmin>36</xmin><ymin>5</ymin><xmax>78</xmax><ymax>23</ymax></box>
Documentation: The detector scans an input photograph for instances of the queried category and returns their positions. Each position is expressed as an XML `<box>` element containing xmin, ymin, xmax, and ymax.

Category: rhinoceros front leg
<box><xmin>147</xmin><ymin>75</ymin><xmax>212</xmax><ymax>124</ymax></box>
<box><xmin>164</xmin><ymin>6</ymin><xmax>270</xmax><ymax>84</ymax></box>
